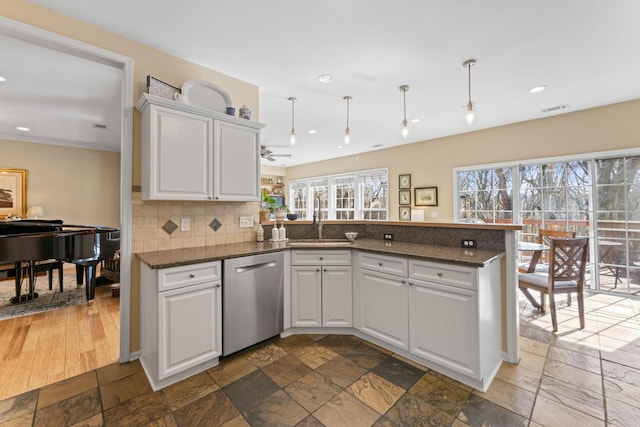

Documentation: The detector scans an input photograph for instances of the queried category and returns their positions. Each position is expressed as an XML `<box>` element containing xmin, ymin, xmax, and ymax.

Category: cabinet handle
<box><xmin>437</xmin><ymin>272</ymin><xmax>443</xmax><ymax>277</ymax></box>
<box><xmin>189</xmin><ymin>273</ymin><xmax>196</xmax><ymax>278</ymax></box>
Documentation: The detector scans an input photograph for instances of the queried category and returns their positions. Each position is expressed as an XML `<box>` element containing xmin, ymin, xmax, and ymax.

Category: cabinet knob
<box><xmin>378</xmin><ymin>262</ymin><xmax>383</xmax><ymax>266</ymax></box>
<box><xmin>319</xmin><ymin>257</ymin><xmax>324</xmax><ymax>260</ymax></box>
<box><xmin>437</xmin><ymin>272</ymin><xmax>443</xmax><ymax>277</ymax></box>
<box><xmin>401</xmin><ymin>279</ymin><xmax>406</xmax><ymax>284</ymax></box>
<box><xmin>214</xmin><ymin>283</ymin><xmax>221</xmax><ymax>288</ymax></box>
<box><xmin>208</xmin><ymin>196</ymin><xmax>212</xmax><ymax>200</ymax></box>
<box><xmin>323</xmin><ymin>269</ymin><xmax>327</xmax><ymax>272</ymax></box>
<box><xmin>316</xmin><ymin>268</ymin><xmax>321</xmax><ymax>272</ymax></box>
<box><xmin>189</xmin><ymin>273</ymin><xmax>196</xmax><ymax>278</ymax></box>
<box><xmin>408</xmin><ymin>281</ymin><xmax>413</xmax><ymax>286</ymax></box>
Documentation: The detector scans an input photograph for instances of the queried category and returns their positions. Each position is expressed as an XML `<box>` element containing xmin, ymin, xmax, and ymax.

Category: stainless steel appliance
<box><xmin>223</xmin><ymin>252</ymin><xmax>284</xmax><ymax>356</ymax></box>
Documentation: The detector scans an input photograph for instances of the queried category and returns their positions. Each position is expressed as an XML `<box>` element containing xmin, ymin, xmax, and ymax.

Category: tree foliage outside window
<box><xmin>289</xmin><ymin>168</ymin><xmax>388</xmax><ymax>220</ymax></box>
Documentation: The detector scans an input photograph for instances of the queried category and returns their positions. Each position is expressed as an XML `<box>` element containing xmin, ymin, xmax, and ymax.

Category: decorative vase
<box><xmin>239</xmin><ymin>105</ymin><xmax>253</xmax><ymax>120</ymax></box>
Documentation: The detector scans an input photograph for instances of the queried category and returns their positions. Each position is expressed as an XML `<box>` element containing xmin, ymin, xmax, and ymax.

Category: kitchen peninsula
<box><xmin>137</xmin><ymin>221</ymin><xmax>521</xmax><ymax>392</ymax></box>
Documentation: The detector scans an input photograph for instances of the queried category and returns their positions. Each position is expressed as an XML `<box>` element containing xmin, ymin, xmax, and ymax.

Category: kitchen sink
<box><xmin>286</xmin><ymin>239</ymin><xmax>355</xmax><ymax>247</ymax></box>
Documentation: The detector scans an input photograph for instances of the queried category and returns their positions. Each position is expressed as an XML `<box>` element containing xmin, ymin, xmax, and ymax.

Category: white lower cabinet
<box><xmin>357</xmin><ymin>268</ymin><xmax>409</xmax><ymax>350</ymax></box>
<box><xmin>291</xmin><ymin>250</ymin><xmax>352</xmax><ymax>328</ymax></box>
<box><xmin>356</xmin><ymin>251</ymin><xmax>502</xmax><ymax>390</ymax></box>
<box><xmin>140</xmin><ymin>261</ymin><xmax>222</xmax><ymax>391</ymax></box>
<box><xmin>408</xmin><ymin>278</ymin><xmax>479</xmax><ymax>378</ymax></box>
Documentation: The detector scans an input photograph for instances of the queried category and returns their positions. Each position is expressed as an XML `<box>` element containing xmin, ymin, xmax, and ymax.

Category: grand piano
<box><xmin>0</xmin><ymin>219</ymin><xmax>119</xmax><ymax>304</ymax></box>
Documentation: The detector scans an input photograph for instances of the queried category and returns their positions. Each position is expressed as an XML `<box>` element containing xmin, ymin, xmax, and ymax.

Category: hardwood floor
<box><xmin>0</xmin><ymin>281</ymin><xmax>120</xmax><ymax>401</ymax></box>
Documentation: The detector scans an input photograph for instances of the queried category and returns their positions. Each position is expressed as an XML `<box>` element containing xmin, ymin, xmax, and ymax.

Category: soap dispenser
<box><xmin>278</xmin><ymin>223</ymin><xmax>286</xmax><ymax>240</ymax></box>
<box><xmin>256</xmin><ymin>224</ymin><xmax>264</xmax><ymax>242</ymax></box>
<box><xmin>271</xmin><ymin>223</ymin><xmax>279</xmax><ymax>241</ymax></box>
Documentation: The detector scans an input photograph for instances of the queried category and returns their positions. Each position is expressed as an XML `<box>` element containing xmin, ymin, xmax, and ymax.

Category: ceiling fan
<box><xmin>261</xmin><ymin>145</ymin><xmax>292</xmax><ymax>162</ymax></box>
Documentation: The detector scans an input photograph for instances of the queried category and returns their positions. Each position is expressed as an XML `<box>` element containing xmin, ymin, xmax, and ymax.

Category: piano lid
<box><xmin>0</xmin><ymin>219</ymin><xmax>63</xmax><ymax>236</ymax></box>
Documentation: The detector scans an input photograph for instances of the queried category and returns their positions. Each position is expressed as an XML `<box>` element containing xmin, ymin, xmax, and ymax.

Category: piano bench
<box><xmin>26</xmin><ymin>261</ymin><xmax>64</xmax><ymax>292</ymax></box>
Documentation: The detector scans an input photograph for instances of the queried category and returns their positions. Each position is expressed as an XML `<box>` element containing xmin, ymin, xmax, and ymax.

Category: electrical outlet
<box><xmin>239</xmin><ymin>216</ymin><xmax>254</xmax><ymax>228</ymax></box>
<box><xmin>384</xmin><ymin>233</ymin><xmax>394</xmax><ymax>241</ymax></box>
<box><xmin>181</xmin><ymin>218</ymin><xmax>190</xmax><ymax>232</ymax></box>
<box><xmin>461</xmin><ymin>238</ymin><xmax>477</xmax><ymax>248</ymax></box>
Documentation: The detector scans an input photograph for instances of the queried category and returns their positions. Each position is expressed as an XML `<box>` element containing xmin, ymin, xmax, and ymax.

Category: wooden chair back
<box><xmin>538</xmin><ymin>229</ymin><xmax>575</xmax><ymax>263</ymax></box>
<box><xmin>548</xmin><ymin>237</ymin><xmax>589</xmax><ymax>292</ymax></box>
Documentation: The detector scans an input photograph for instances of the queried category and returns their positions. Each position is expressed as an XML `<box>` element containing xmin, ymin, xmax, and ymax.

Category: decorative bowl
<box><xmin>345</xmin><ymin>232</ymin><xmax>358</xmax><ymax>241</ymax></box>
<box><xmin>287</xmin><ymin>213</ymin><xmax>299</xmax><ymax>220</ymax></box>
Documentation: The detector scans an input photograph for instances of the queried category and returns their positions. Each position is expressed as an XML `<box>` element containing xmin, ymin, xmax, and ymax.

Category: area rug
<box><xmin>0</xmin><ymin>272</ymin><xmax>95</xmax><ymax>320</ymax></box>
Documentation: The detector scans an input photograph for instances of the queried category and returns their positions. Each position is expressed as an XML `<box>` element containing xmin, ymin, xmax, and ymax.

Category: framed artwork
<box><xmin>399</xmin><ymin>206</ymin><xmax>411</xmax><ymax>221</ymax></box>
<box><xmin>399</xmin><ymin>174</ymin><xmax>411</xmax><ymax>189</ymax></box>
<box><xmin>146</xmin><ymin>75</ymin><xmax>181</xmax><ymax>100</ymax></box>
<box><xmin>399</xmin><ymin>190</ymin><xmax>411</xmax><ymax>205</ymax></box>
<box><xmin>415</xmin><ymin>186</ymin><xmax>438</xmax><ymax>206</ymax></box>
<box><xmin>0</xmin><ymin>168</ymin><xmax>27</xmax><ymax>218</ymax></box>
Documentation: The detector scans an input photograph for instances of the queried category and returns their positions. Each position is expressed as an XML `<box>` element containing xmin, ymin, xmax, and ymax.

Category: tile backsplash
<box><xmin>131</xmin><ymin>192</ymin><xmax>259</xmax><ymax>253</ymax></box>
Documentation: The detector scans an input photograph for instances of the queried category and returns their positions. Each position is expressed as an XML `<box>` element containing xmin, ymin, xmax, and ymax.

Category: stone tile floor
<box><xmin>1</xmin><ymin>291</ymin><xmax>640</xmax><ymax>426</ymax></box>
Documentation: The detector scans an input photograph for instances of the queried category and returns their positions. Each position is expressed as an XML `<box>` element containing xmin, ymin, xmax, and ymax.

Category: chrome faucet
<box><xmin>312</xmin><ymin>194</ymin><xmax>323</xmax><ymax>240</ymax></box>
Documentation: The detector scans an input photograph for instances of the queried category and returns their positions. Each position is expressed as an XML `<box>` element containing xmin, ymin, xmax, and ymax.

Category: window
<box><xmin>289</xmin><ymin>168</ymin><xmax>388</xmax><ymax>220</ymax></box>
<box><xmin>455</xmin><ymin>151</ymin><xmax>640</xmax><ymax>295</ymax></box>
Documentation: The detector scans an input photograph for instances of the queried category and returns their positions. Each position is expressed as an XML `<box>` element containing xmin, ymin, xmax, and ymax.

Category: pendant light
<box><xmin>463</xmin><ymin>59</ymin><xmax>476</xmax><ymax>125</ymax></box>
<box><xmin>343</xmin><ymin>96</ymin><xmax>352</xmax><ymax>144</ymax></box>
<box><xmin>288</xmin><ymin>97</ymin><xmax>297</xmax><ymax>145</ymax></box>
<box><xmin>399</xmin><ymin>85</ymin><xmax>409</xmax><ymax>138</ymax></box>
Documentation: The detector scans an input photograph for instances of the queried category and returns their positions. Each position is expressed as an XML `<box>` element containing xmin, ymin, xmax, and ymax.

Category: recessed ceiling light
<box><xmin>308</xmin><ymin>129</ymin><xmax>317</xmax><ymax>134</ymax></box>
<box><xmin>410</xmin><ymin>118</ymin><xmax>421</xmax><ymax>123</ymax></box>
<box><xmin>16</xmin><ymin>126</ymin><xmax>30</xmax><ymax>132</ymax></box>
<box><xmin>529</xmin><ymin>85</ymin><xmax>547</xmax><ymax>94</ymax></box>
<box><xmin>317</xmin><ymin>74</ymin><xmax>333</xmax><ymax>83</ymax></box>
<box><xmin>0</xmin><ymin>75</ymin><xmax>6</xmax><ymax>82</ymax></box>
<box><xmin>337</xmin><ymin>145</ymin><xmax>343</xmax><ymax>149</ymax></box>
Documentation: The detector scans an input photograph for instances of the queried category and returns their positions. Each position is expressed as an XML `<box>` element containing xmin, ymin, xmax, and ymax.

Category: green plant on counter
<box><xmin>261</xmin><ymin>189</ymin><xmax>290</xmax><ymax>215</ymax></box>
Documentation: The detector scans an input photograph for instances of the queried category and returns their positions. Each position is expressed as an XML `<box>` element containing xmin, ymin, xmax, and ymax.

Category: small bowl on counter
<box><xmin>345</xmin><ymin>232</ymin><xmax>358</xmax><ymax>241</ymax></box>
<box><xmin>287</xmin><ymin>213</ymin><xmax>299</xmax><ymax>220</ymax></box>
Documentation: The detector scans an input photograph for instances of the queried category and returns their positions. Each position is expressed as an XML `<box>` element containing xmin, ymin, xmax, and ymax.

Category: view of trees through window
<box><xmin>289</xmin><ymin>169</ymin><xmax>388</xmax><ymax>221</ymax></box>
<box><xmin>456</xmin><ymin>154</ymin><xmax>640</xmax><ymax>294</ymax></box>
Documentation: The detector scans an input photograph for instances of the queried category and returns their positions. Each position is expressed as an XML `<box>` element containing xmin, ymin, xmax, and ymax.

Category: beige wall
<box><xmin>1</xmin><ymin>139</ymin><xmax>120</xmax><ymax>226</ymax></box>
<box><xmin>4</xmin><ymin>0</ymin><xmax>261</xmax><ymax>352</ymax></box>
<box><xmin>286</xmin><ymin>99</ymin><xmax>640</xmax><ymax>221</ymax></box>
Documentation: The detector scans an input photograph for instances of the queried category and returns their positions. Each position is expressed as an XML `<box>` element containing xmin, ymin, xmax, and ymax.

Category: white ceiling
<box><xmin>5</xmin><ymin>1</ymin><xmax>640</xmax><ymax>165</ymax></box>
<box><xmin>0</xmin><ymin>31</ymin><xmax>122</xmax><ymax>152</ymax></box>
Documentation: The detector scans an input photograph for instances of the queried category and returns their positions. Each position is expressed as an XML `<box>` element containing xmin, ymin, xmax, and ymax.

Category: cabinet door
<box><xmin>214</xmin><ymin>120</ymin><xmax>260</xmax><ymax>201</ymax></box>
<box><xmin>322</xmin><ymin>266</ymin><xmax>352</xmax><ymax>327</ymax></box>
<box><xmin>409</xmin><ymin>279</ymin><xmax>480</xmax><ymax>379</ymax></box>
<box><xmin>158</xmin><ymin>281</ymin><xmax>221</xmax><ymax>380</ymax></box>
<box><xmin>291</xmin><ymin>266</ymin><xmax>322</xmax><ymax>327</ymax></box>
<box><xmin>146</xmin><ymin>105</ymin><xmax>213</xmax><ymax>200</ymax></box>
<box><xmin>358</xmin><ymin>269</ymin><xmax>409</xmax><ymax>350</ymax></box>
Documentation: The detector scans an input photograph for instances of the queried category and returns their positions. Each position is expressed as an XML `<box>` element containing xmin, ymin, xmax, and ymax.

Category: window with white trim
<box><xmin>289</xmin><ymin>168</ymin><xmax>388</xmax><ymax>220</ymax></box>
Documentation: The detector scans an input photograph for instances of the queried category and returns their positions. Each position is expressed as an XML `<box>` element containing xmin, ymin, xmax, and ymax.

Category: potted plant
<box><xmin>260</xmin><ymin>189</ymin><xmax>290</xmax><ymax>222</ymax></box>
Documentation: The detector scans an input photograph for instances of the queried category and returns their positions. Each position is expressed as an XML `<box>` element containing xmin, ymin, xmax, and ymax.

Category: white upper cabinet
<box><xmin>136</xmin><ymin>94</ymin><xmax>264</xmax><ymax>202</ymax></box>
<box><xmin>213</xmin><ymin>120</ymin><xmax>260</xmax><ymax>201</ymax></box>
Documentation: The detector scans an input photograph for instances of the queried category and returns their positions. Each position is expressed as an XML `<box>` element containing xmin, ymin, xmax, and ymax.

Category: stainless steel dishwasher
<box><xmin>222</xmin><ymin>252</ymin><xmax>284</xmax><ymax>356</ymax></box>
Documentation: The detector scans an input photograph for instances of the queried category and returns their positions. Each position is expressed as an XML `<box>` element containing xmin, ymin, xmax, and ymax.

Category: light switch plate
<box><xmin>181</xmin><ymin>217</ymin><xmax>190</xmax><ymax>231</ymax></box>
<box><xmin>239</xmin><ymin>216</ymin><xmax>254</xmax><ymax>228</ymax></box>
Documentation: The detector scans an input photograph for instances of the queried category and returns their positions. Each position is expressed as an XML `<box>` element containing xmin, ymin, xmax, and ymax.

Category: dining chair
<box><xmin>518</xmin><ymin>237</ymin><xmax>589</xmax><ymax>332</ymax></box>
<box><xmin>535</xmin><ymin>229</ymin><xmax>576</xmax><ymax>269</ymax></box>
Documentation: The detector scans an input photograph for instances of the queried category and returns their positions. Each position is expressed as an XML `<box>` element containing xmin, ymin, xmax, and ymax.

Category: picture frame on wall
<box><xmin>0</xmin><ymin>168</ymin><xmax>27</xmax><ymax>218</ymax></box>
<box><xmin>399</xmin><ymin>190</ymin><xmax>411</xmax><ymax>205</ymax></box>
<box><xmin>415</xmin><ymin>186</ymin><xmax>438</xmax><ymax>206</ymax></box>
<box><xmin>399</xmin><ymin>206</ymin><xmax>411</xmax><ymax>221</ymax></box>
<box><xmin>399</xmin><ymin>174</ymin><xmax>411</xmax><ymax>189</ymax></box>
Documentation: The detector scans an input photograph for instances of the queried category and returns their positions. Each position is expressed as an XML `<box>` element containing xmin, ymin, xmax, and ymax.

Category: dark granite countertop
<box><xmin>137</xmin><ymin>238</ymin><xmax>503</xmax><ymax>269</ymax></box>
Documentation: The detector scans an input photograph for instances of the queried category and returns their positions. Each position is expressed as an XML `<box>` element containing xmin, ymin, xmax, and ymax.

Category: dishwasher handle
<box><xmin>234</xmin><ymin>261</ymin><xmax>277</xmax><ymax>274</ymax></box>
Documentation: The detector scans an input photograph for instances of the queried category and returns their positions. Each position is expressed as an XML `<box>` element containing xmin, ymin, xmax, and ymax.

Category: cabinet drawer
<box><xmin>291</xmin><ymin>249</ymin><xmax>352</xmax><ymax>266</ymax></box>
<box><xmin>409</xmin><ymin>259</ymin><xmax>476</xmax><ymax>290</ymax></box>
<box><xmin>158</xmin><ymin>261</ymin><xmax>222</xmax><ymax>292</ymax></box>
<box><xmin>358</xmin><ymin>252</ymin><xmax>408</xmax><ymax>277</ymax></box>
